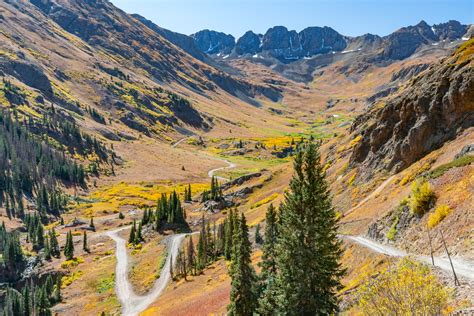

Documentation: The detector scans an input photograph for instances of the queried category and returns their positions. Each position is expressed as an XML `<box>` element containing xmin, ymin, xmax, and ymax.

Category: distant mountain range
<box><xmin>188</xmin><ymin>20</ymin><xmax>471</xmax><ymax>62</ymax></box>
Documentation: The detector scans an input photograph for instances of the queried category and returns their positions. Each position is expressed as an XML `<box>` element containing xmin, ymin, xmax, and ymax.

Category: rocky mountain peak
<box><xmin>235</xmin><ymin>30</ymin><xmax>262</xmax><ymax>55</ymax></box>
<box><xmin>192</xmin><ymin>20</ymin><xmax>470</xmax><ymax>64</ymax></box>
<box><xmin>433</xmin><ymin>20</ymin><xmax>469</xmax><ymax>41</ymax></box>
<box><xmin>191</xmin><ymin>30</ymin><xmax>235</xmax><ymax>55</ymax></box>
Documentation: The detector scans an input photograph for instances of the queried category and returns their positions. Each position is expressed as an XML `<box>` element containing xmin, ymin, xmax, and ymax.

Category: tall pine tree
<box><xmin>64</xmin><ymin>231</ymin><xmax>74</xmax><ymax>260</ymax></box>
<box><xmin>275</xmin><ymin>142</ymin><xmax>344</xmax><ymax>314</ymax></box>
<box><xmin>258</xmin><ymin>204</ymin><xmax>279</xmax><ymax>315</ymax></box>
<box><xmin>228</xmin><ymin>213</ymin><xmax>257</xmax><ymax>316</ymax></box>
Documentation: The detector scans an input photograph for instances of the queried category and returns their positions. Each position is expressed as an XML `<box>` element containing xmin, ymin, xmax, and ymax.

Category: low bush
<box><xmin>428</xmin><ymin>205</ymin><xmax>453</xmax><ymax>228</ymax></box>
<box><xmin>356</xmin><ymin>258</ymin><xmax>450</xmax><ymax>315</ymax></box>
<box><xmin>409</xmin><ymin>181</ymin><xmax>436</xmax><ymax>216</ymax></box>
<box><xmin>386</xmin><ymin>216</ymin><xmax>399</xmax><ymax>241</ymax></box>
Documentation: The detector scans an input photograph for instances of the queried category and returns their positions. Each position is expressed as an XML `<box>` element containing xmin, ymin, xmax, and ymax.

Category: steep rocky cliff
<box><xmin>350</xmin><ymin>39</ymin><xmax>474</xmax><ymax>173</ymax></box>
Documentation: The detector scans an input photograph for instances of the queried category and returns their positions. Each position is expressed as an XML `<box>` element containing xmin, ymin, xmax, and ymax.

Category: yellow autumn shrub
<box><xmin>428</xmin><ymin>205</ymin><xmax>453</xmax><ymax>228</ymax></box>
<box><xmin>409</xmin><ymin>180</ymin><xmax>436</xmax><ymax>215</ymax></box>
<box><xmin>356</xmin><ymin>258</ymin><xmax>450</xmax><ymax>315</ymax></box>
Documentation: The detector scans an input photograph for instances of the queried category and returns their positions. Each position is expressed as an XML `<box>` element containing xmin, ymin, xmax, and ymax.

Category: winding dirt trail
<box><xmin>105</xmin><ymin>140</ymin><xmax>237</xmax><ymax>315</ymax></box>
<box><xmin>207</xmin><ymin>159</ymin><xmax>236</xmax><ymax>181</ymax></box>
<box><xmin>107</xmin><ymin>229</ymin><xmax>187</xmax><ymax>316</ymax></box>
<box><xmin>345</xmin><ymin>235</ymin><xmax>474</xmax><ymax>281</ymax></box>
<box><xmin>172</xmin><ymin>135</ymin><xmax>237</xmax><ymax>181</ymax></box>
<box><xmin>171</xmin><ymin>137</ymin><xmax>190</xmax><ymax>148</ymax></box>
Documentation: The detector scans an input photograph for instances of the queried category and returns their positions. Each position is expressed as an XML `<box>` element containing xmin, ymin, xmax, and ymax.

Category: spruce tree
<box><xmin>64</xmin><ymin>231</ymin><xmax>74</xmax><ymax>260</ymax></box>
<box><xmin>224</xmin><ymin>209</ymin><xmax>235</xmax><ymax>260</ymax></box>
<box><xmin>228</xmin><ymin>213</ymin><xmax>257</xmax><ymax>316</ymax></box>
<box><xmin>275</xmin><ymin>142</ymin><xmax>344</xmax><ymax>314</ymax></box>
<box><xmin>187</xmin><ymin>184</ymin><xmax>192</xmax><ymax>201</ymax></box>
<box><xmin>49</xmin><ymin>229</ymin><xmax>60</xmax><ymax>258</ymax></box>
<box><xmin>35</xmin><ymin>222</ymin><xmax>45</xmax><ymax>250</ymax></box>
<box><xmin>44</xmin><ymin>236</ymin><xmax>52</xmax><ymax>260</ymax></box>
<box><xmin>89</xmin><ymin>217</ymin><xmax>95</xmax><ymax>231</ymax></box>
<box><xmin>187</xmin><ymin>237</ymin><xmax>196</xmax><ymax>275</ymax></box>
<box><xmin>258</xmin><ymin>204</ymin><xmax>279</xmax><ymax>315</ymax></box>
<box><xmin>136</xmin><ymin>221</ymin><xmax>143</xmax><ymax>243</ymax></box>
<box><xmin>129</xmin><ymin>220</ymin><xmax>136</xmax><ymax>244</ymax></box>
<box><xmin>82</xmin><ymin>231</ymin><xmax>89</xmax><ymax>252</ymax></box>
<box><xmin>254</xmin><ymin>223</ymin><xmax>262</xmax><ymax>244</ymax></box>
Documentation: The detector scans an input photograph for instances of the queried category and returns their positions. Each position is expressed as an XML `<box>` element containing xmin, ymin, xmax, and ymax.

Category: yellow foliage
<box><xmin>251</xmin><ymin>193</ymin><xmax>279</xmax><ymax>209</ymax></box>
<box><xmin>400</xmin><ymin>162</ymin><xmax>432</xmax><ymax>185</ymax></box>
<box><xmin>75</xmin><ymin>181</ymin><xmax>209</xmax><ymax>214</ymax></box>
<box><xmin>428</xmin><ymin>205</ymin><xmax>453</xmax><ymax>228</ymax></box>
<box><xmin>61</xmin><ymin>270</ymin><xmax>84</xmax><ymax>288</ymax></box>
<box><xmin>61</xmin><ymin>257</ymin><xmax>85</xmax><ymax>269</ymax></box>
<box><xmin>356</xmin><ymin>258</ymin><xmax>450</xmax><ymax>315</ymax></box>
<box><xmin>349</xmin><ymin>135</ymin><xmax>362</xmax><ymax>147</ymax></box>
<box><xmin>322</xmin><ymin>161</ymin><xmax>332</xmax><ymax>173</ymax></box>
<box><xmin>347</xmin><ymin>172</ymin><xmax>357</xmax><ymax>186</ymax></box>
<box><xmin>408</xmin><ymin>180</ymin><xmax>436</xmax><ymax>216</ymax></box>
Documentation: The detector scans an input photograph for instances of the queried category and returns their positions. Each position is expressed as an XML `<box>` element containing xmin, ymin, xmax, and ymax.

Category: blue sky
<box><xmin>111</xmin><ymin>0</ymin><xmax>473</xmax><ymax>38</ymax></box>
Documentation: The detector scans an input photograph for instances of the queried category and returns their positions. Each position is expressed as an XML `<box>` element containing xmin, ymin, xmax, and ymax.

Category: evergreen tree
<box><xmin>49</xmin><ymin>229</ymin><xmax>60</xmax><ymax>258</ymax></box>
<box><xmin>35</xmin><ymin>221</ymin><xmax>45</xmax><ymax>250</ymax></box>
<box><xmin>82</xmin><ymin>231</ymin><xmax>89</xmax><ymax>252</ymax></box>
<box><xmin>228</xmin><ymin>213</ymin><xmax>257</xmax><ymax>316</ymax></box>
<box><xmin>64</xmin><ymin>231</ymin><xmax>74</xmax><ymax>260</ymax></box>
<box><xmin>187</xmin><ymin>184</ymin><xmax>192</xmax><ymax>201</ymax></box>
<box><xmin>44</xmin><ymin>236</ymin><xmax>52</xmax><ymax>260</ymax></box>
<box><xmin>129</xmin><ymin>220</ymin><xmax>136</xmax><ymax>244</ymax></box>
<box><xmin>275</xmin><ymin>142</ymin><xmax>344</xmax><ymax>314</ymax></box>
<box><xmin>136</xmin><ymin>221</ymin><xmax>143</xmax><ymax>243</ymax></box>
<box><xmin>197</xmin><ymin>217</ymin><xmax>207</xmax><ymax>271</ymax></box>
<box><xmin>89</xmin><ymin>217</ymin><xmax>95</xmax><ymax>231</ymax></box>
<box><xmin>186</xmin><ymin>236</ymin><xmax>196</xmax><ymax>275</ymax></box>
<box><xmin>258</xmin><ymin>204</ymin><xmax>279</xmax><ymax>315</ymax></box>
<box><xmin>254</xmin><ymin>223</ymin><xmax>263</xmax><ymax>244</ymax></box>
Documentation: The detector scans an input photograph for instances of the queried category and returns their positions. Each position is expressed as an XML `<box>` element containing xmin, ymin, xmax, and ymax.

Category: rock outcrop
<box><xmin>351</xmin><ymin>39</ymin><xmax>474</xmax><ymax>172</ymax></box>
<box><xmin>0</xmin><ymin>60</ymin><xmax>52</xmax><ymax>95</ymax></box>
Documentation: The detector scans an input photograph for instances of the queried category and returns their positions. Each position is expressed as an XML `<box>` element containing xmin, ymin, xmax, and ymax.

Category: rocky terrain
<box><xmin>351</xmin><ymin>44</ymin><xmax>474</xmax><ymax>173</ymax></box>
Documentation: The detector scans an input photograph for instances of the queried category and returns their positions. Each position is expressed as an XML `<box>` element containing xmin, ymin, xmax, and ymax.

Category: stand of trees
<box><xmin>173</xmin><ymin>209</ymin><xmax>239</xmax><ymax>280</ymax></box>
<box><xmin>0</xmin><ymin>111</ymin><xmax>85</xmax><ymax>219</ymax></box>
<box><xmin>0</xmin><ymin>222</ymin><xmax>24</xmax><ymax>282</ymax></box>
<box><xmin>155</xmin><ymin>191</ymin><xmax>186</xmax><ymax>227</ymax></box>
<box><xmin>0</xmin><ymin>107</ymin><xmax>116</xmax><ymax>221</ymax></box>
<box><xmin>1</xmin><ymin>275</ymin><xmax>62</xmax><ymax>316</ymax></box>
<box><xmin>201</xmin><ymin>176</ymin><xmax>222</xmax><ymax>202</ymax></box>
